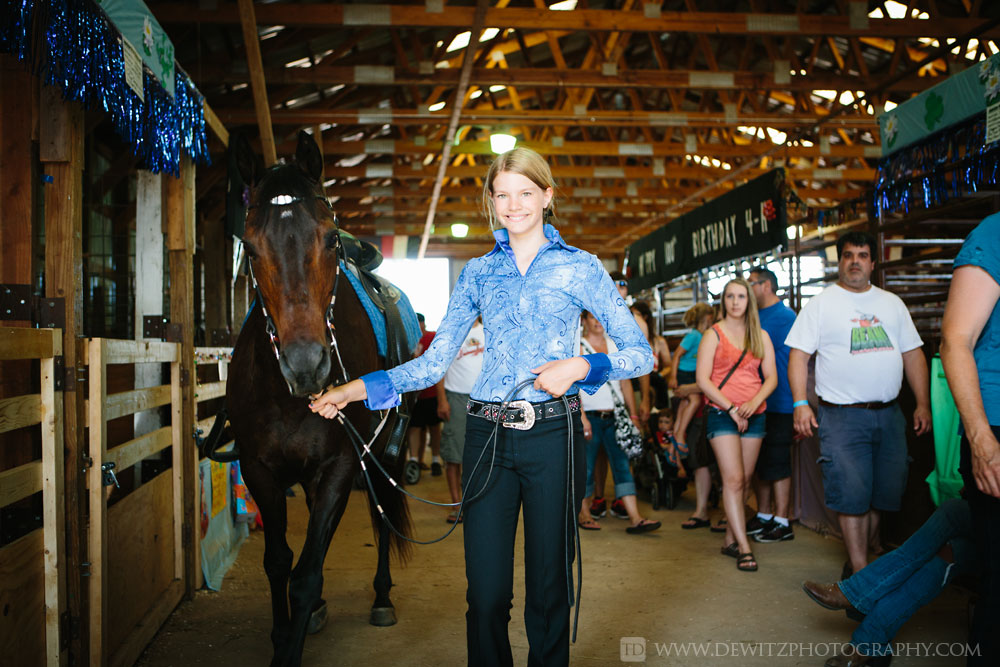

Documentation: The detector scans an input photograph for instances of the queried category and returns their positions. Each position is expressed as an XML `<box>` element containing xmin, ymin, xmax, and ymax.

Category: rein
<box><xmin>336</xmin><ymin>379</ymin><xmax>585</xmax><ymax>643</ymax></box>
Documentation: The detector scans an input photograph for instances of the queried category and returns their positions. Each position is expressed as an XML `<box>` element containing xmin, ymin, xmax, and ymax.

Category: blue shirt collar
<box><xmin>487</xmin><ymin>223</ymin><xmax>576</xmax><ymax>257</ymax></box>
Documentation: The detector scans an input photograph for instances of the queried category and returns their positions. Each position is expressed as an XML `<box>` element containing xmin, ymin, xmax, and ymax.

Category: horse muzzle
<box><xmin>278</xmin><ymin>340</ymin><xmax>332</xmax><ymax>396</ymax></box>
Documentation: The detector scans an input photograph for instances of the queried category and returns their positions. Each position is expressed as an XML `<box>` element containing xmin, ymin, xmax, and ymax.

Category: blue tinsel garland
<box><xmin>874</xmin><ymin>114</ymin><xmax>1000</xmax><ymax>218</ymax></box>
<box><xmin>0</xmin><ymin>0</ymin><xmax>210</xmax><ymax>176</ymax></box>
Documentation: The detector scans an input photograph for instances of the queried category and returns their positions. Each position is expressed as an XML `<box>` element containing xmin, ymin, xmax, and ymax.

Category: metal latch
<box><xmin>101</xmin><ymin>462</ymin><xmax>120</xmax><ymax>488</ymax></box>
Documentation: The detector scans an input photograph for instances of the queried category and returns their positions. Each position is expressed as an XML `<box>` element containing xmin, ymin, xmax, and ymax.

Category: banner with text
<box><xmin>625</xmin><ymin>169</ymin><xmax>787</xmax><ymax>290</ymax></box>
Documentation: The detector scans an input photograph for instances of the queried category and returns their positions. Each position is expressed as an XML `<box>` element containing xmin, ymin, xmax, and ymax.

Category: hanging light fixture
<box><xmin>489</xmin><ymin>131</ymin><xmax>516</xmax><ymax>154</ymax></box>
<box><xmin>451</xmin><ymin>222</ymin><xmax>469</xmax><ymax>238</ymax></box>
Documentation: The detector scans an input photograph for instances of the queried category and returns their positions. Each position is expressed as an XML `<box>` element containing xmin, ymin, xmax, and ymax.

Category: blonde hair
<box><xmin>481</xmin><ymin>147</ymin><xmax>557</xmax><ymax>231</ymax></box>
<box><xmin>721</xmin><ymin>278</ymin><xmax>766</xmax><ymax>359</ymax></box>
<box><xmin>682</xmin><ymin>302</ymin><xmax>715</xmax><ymax>329</ymax></box>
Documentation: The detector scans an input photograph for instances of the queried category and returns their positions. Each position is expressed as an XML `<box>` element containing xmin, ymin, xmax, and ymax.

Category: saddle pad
<box><xmin>341</xmin><ymin>261</ymin><xmax>421</xmax><ymax>359</ymax></box>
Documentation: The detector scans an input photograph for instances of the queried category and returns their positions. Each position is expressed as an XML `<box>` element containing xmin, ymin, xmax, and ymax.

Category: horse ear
<box><xmin>233</xmin><ymin>132</ymin><xmax>264</xmax><ymax>186</ymax></box>
<box><xmin>295</xmin><ymin>130</ymin><xmax>324</xmax><ymax>183</ymax></box>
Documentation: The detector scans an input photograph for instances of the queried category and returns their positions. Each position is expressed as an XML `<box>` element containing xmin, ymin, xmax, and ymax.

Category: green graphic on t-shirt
<box><xmin>849</xmin><ymin>312</ymin><xmax>894</xmax><ymax>354</ymax></box>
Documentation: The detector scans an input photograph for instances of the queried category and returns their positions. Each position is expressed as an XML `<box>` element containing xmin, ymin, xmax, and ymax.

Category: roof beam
<box><xmin>321</xmin><ymin>163</ymin><xmax>875</xmax><ymax>182</ymax></box>
<box><xmin>306</xmin><ymin>138</ymin><xmax>882</xmax><ymax>159</ymax></box>
<box><xmin>156</xmin><ymin>4</ymin><xmax>1000</xmax><ymax>39</ymax></box>
<box><xmin>237</xmin><ymin>0</ymin><xmax>276</xmax><ymax>165</ymax></box>
<box><xmin>218</xmin><ymin>107</ymin><xmax>879</xmax><ymax>129</ymax></box>
<box><xmin>192</xmin><ymin>63</ymin><xmax>937</xmax><ymax>94</ymax></box>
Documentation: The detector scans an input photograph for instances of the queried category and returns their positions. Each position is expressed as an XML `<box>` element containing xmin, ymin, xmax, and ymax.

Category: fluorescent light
<box><xmin>429</xmin><ymin>101</ymin><xmax>446</xmax><ymax>111</ymax></box>
<box><xmin>490</xmin><ymin>133</ymin><xmax>517</xmax><ymax>153</ymax></box>
<box><xmin>451</xmin><ymin>223</ymin><xmax>469</xmax><ymax>238</ymax></box>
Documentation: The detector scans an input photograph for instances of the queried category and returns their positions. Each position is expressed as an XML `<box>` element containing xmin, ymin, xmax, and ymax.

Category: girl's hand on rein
<box><xmin>530</xmin><ymin>357</ymin><xmax>590</xmax><ymax>397</ymax></box>
<box><xmin>309</xmin><ymin>379</ymin><xmax>366</xmax><ymax>420</ymax></box>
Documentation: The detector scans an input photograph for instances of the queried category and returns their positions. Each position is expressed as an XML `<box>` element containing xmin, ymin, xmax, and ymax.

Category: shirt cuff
<box><xmin>576</xmin><ymin>353</ymin><xmax>611</xmax><ymax>395</ymax></box>
<box><xmin>361</xmin><ymin>370</ymin><xmax>402</xmax><ymax>410</ymax></box>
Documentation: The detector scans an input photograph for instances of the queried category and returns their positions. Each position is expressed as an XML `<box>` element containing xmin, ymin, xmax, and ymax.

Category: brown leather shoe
<box><xmin>802</xmin><ymin>580</ymin><xmax>852</xmax><ymax>610</ymax></box>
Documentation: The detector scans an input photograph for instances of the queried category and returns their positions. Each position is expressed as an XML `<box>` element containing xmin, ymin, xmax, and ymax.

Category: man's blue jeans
<box><xmin>838</xmin><ymin>498</ymin><xmax>975</xmax><ymax>654</ymax></box>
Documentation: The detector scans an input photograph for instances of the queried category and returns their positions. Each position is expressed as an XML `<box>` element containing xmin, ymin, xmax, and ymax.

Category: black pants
<box><xmin>960</xmin><ymin>426</ymin><xmax>1000</xmax><ymax>666</ymax></box>
<box><xmin>462</xmin><ymin>410</ymin><xmax>584</xmax><ymax>667</ymax></box>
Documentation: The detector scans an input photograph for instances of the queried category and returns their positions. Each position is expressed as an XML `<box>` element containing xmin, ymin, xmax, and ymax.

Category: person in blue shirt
<box><xmin>668</xmin><ymin>302</ymin><xmax>716</xmax><ymax>448</ymax></box>
<box><xmin>309</xmin><ymin>147</ymin><xmax>653</xmax><ymax>667</ymax></box>
<box><xmin>747</xmin><ymin>266</ymin><xmax>798</xmax><ymax>543</ymax></box>
<box><xmin>941</xmin><ymin>212</ymin><xmax>1000</xmax><ymax>666</ymax></box>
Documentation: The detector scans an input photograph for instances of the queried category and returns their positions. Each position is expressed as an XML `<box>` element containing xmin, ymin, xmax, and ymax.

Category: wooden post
<box><xmin>87</xmin><ymin>338</ymin><xmax>108</xmax><ymax>667</ymax></box>
<box><xmin>165</xmin><ymin>155</ymin><xmax>200</xmax><ymax>594</ymax></box>
<box><xmin>134</xmin><ymin>172</ymin><xmax>165</xmax><ymax>461</ymax></box>
<box><xmin>41</xmin><ymin>341</ymin><xmax>66</xmax><ymax>667</ymax></box>
<box><xmin>201</xmin><ymin>212</ymin><xmax>228</xmax><ymax>340</ymax></box>
<box><xmin>40</xmin><ymin>83</ymin><xmax>85</xmax><ymax>666</ymax></box>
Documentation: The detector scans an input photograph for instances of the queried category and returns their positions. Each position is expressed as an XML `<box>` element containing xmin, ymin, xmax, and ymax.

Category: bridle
<box><xmin>244</xmin><ymin>193</ymin><xmax>350</xmax><ymax>392</ymax></box>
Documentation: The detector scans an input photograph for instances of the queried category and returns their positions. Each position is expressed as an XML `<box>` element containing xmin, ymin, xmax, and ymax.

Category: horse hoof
<box><xmin>307</xmin><ymin>599</ymin><xmax>328</xmax><ymax>635</ymax></box>
<box><xmin>370</xmin><ymin>606</ymin><xmax>397</xmax><ymax>627</ymax></box>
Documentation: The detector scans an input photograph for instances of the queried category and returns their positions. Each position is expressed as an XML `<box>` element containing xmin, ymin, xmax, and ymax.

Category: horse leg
<box><xmin>299</xmin><ymin>485</ymin><xmax>328</xmax><ymax>635</ymax></box>
<box><xmin>241</xmin><ymin>464</ymin><xmax>294</xmax><ymax>667</ymax></box>
<box><xmin>370</xmin><ymin>518</ymin><xmax>397</xmax><ymax>626</ymax></box>
<box><xmin>282</xmin><ymin>468</ymin><xmax>354</xmax><ymax>667</ymax></box>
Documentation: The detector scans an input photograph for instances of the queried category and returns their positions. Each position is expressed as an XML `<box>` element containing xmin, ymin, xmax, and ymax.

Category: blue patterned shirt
<box><xmin>361</xmin><ymin>224</ymin><xmax>653</xmax><ymax>409</ymax></box>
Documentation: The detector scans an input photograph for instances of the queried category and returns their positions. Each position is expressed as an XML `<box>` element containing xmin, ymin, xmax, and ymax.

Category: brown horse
<box><xmin>226</xmin><ymin>131</ymin><xmax>411</xmax><ymax>667</ymax></box>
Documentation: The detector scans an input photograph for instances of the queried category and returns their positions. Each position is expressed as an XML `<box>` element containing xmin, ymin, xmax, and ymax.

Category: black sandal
<box><xmin>737</xmin><ymin>552</ymin><xmax>758</xmax><ymax>572</ymax></box>
<box><xmin>721</xmin><ymin>542</ymin><xmax>740</xmax><ymax>558</ymax></box>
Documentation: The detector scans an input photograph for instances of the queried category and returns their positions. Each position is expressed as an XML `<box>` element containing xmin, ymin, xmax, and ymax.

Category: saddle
<box><xmin>339</xmin><ymin>235</ymin><xmax>413</xmax><ymax>464</ymax></box>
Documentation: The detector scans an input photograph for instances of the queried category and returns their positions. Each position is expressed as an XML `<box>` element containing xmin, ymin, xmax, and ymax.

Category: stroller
<box><xmin>633</xmin><ymin>415</ymin><xmax>689</xmax><ymax>510</ymax></box>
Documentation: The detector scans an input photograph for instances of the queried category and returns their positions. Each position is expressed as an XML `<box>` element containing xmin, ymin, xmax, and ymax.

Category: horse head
<box><xmin>236</xmin><ymin>130</ymin><xmax>340</xmax><ymax>397</ymax></box>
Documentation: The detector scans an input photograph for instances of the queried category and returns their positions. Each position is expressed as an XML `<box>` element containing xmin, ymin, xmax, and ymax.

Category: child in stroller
<box><xmin>635</xmin><ymin>410</ymin><xmax>690</xmax><ymax>510</ymax></box>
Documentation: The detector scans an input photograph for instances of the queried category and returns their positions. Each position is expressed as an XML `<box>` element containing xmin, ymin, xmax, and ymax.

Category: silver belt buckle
<box><xmin>502</xmin><ymin>400</ymin><xmax>535</xmax><ymax>430</ymax></box>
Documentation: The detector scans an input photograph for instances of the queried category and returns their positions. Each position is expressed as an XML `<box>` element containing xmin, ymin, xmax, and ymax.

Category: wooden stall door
<box><xmin>86</xmin><ymin>338</ymin><xmax>185</xmax><ymax>667</ymax></box>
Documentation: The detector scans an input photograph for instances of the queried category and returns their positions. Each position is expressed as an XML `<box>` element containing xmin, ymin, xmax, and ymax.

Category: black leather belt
<box><xmin>818</xmin><ymin>398</ymin><xmax>896</xmax><ymax>410</ymax></box>
<box><xmin>467</xmin><ymin>396</ymin><xmax>581</xmax><ymax>430</ymax></box>
<box><xmin>585</xmin><ymin>409</ymin><xmax>614</xmax><ymax>419</ymax></box>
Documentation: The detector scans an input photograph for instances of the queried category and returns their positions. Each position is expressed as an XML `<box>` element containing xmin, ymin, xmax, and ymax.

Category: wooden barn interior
<box><xmin>1</xmin><ymin>1</ymin><xmax>997</xmax><ymax>665</ymax></box>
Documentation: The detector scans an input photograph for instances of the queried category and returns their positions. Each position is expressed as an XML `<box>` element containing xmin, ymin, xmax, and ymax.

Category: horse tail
<box><xmin>364</xmin><ymin>413</ymin><xmax>413</xmax><ymax>563</ymax></box>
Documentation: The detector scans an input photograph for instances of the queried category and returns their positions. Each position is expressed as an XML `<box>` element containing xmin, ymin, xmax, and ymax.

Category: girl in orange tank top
<box><xmin>695</xmin><ymin>278</ymin><xmax>777</xmax><ymax>573</ymax></box>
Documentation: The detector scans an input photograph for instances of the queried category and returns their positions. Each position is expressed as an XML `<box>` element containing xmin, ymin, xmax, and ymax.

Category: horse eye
<box><xmin>243</xmin><ymin>241</ymin><xmax>258</xmax><ymax>259</ymax></box>
<box><xmin>325</xmin><ymin>231</ymin><xmax>339</xmax><ymax>250</ymax></box>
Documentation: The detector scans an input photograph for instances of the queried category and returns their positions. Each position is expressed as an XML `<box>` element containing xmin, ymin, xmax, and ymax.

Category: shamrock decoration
<box><xmin>924</xmin><ymin>91</ymin><xmax>944</xmax><ymax>130</ymax></box>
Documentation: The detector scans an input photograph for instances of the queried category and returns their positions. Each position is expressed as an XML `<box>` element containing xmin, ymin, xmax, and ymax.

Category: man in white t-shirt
<box><xmin>436</xmin><ymin>319</ymin><xmax>485</xmax><ymax>523</ymax></box>
<box><xmin>786</xmin><ymin>231</ymin><xmax>931</xmax><ymax>577</ymax></box>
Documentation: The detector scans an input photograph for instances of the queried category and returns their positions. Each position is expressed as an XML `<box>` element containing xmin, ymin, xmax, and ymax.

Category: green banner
<box><xmin>97</xmin><ymin>0</ymin><xmax>175</xmax><ymax>96</ymax></box>
<box><xmin>624</xmin><ymin>169</ymin><xmax>787</xmax><ymax>290</ymax></box>
<box><xmin>878</xmin><ymin>53</ymin><xmax>1000</xmax><ymax>156</ymax></box>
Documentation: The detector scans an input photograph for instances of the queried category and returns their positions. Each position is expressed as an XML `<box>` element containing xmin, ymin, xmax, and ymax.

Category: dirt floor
<box><xmin>137</xmin><ymin>464</ymin><xmax>971</xmax><ymax>666</ymax></box>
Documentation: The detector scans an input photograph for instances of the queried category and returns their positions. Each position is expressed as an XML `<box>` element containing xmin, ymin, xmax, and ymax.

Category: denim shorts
<box><xmin>705</xmin><ymin>407</ymin><xmax>766</xmax><ymax>440</ymax></box>
<box><xmin>816</xmin><ymin>402</ymin><xmax>909</xmax><ymax>514</ymax></box>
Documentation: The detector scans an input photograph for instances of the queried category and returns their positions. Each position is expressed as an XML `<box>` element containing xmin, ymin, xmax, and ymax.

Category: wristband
<box><xmin>727</xmin><ymin>404</ymin><xmax>738</xmax><ymax>413</ymax></box>
<box><xmin>792</xmin><ymin>400</ymin><xmax>809</xmax><ymax>408</ymax></box>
